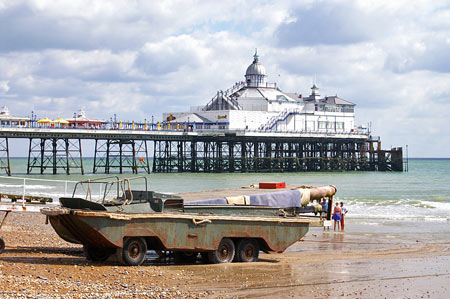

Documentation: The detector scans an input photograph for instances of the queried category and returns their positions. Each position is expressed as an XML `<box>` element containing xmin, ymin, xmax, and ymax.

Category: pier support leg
<box><xmin>93</xmin><ymin>139</ymin><xmax>149</xmax><ymax>174</ymax></box>
<box><xmin>0</xmin><ymin>138</ymin><xmax>11</xmax><ymax>176</ymax></box>
<box><xmin>149</xmin><ymin>137</ymin><xmax>401</xmax><ymax>174</ymax></box>
<box><xmin>27</xmin><ymin>138</ymin><xmax>84</xmax><ymax>175</ymax></box>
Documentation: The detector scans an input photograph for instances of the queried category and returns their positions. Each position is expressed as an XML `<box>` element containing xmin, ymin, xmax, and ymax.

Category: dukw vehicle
<box><xmin>41</xmin><ymin>177</ymin><xmax>336</xmax><ymax>266</ymax></box>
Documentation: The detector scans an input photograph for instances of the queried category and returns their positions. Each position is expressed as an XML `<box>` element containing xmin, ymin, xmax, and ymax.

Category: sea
<box><xmin>1</xmin><ymin>158</ymin><xmax>449</xmax><ymax>243</ymax></box>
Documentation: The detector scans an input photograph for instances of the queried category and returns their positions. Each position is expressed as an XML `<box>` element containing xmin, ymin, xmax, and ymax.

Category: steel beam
<box><xmin>0</xmin><ymin>138</ymin><xmax>11</xmax><ymax>176</ymax></box>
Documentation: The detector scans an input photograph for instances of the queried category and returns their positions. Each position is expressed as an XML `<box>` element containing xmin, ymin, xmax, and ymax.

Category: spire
<box><xmin>253</xmin><ymin>48</ymin><xmax>259</xmax><ymax>63</ymax></box>
<box><xmin>311</xmin><ymin>76</ymin><xmax>319</xmax><ymax>92</ymax></box>
<box><xmin>310</xmin><ymin>83</ymin><xmax>320</xmax><ymax>100</ymax></box>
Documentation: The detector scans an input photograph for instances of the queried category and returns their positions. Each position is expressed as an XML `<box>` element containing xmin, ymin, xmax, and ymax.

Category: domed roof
<box><xmin>246</xmin><ymin>62</ymin><xmax>267</xmax><ymax>76</ymax></box>
<box><xmin>245</xmin><ymin>50</ymin><xmax>267</xmax><ymax>76</ymax></box>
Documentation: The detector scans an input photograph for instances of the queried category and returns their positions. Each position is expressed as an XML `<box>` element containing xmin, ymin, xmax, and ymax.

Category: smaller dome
<box><xmin>245</xmin><ymin>49</ymin><xmax>267</xmax><ymax>76</ymax></box>
<box><xmin>246</xmin><ymin>62</ymin><xmax>267</xmax><ymax>76</ymax></box>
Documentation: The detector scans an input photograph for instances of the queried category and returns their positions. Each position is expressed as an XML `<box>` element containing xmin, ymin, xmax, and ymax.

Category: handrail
<box><xmin>72</xmin><ymin>176</ymin><xmax>120</xmax><ymax>198</ymax></box>
<box><xmin>71</xmin><ymin>176</ymin><xmax>148</xmax><ymax>204</ymax></box>
<box><xmin>1</xmin><ymin>118</ymin><xmax>370</xmax><ymax>136</ymax></box>
<box><xmin>259</xmin><ymin>108</ymin><xmax>301</xmax><ymax>130</ymax></box>
<box><xmin>0</xmin><ymin>175</ymin><xmax>78</xmax><ymax>204</ymax></box>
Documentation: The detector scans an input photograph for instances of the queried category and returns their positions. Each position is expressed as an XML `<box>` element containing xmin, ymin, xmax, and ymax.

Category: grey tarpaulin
<box><xmin>249</xmin><ymin>190</ymin><xmax>301</xmax><ymax>208</ymax></box>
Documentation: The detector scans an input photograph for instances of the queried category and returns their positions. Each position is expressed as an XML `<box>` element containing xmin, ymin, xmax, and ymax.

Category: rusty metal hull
<box><xmin>43</xmin><ymin>207</ymin><xmax>310</xmax><ymax>253</ymax></box>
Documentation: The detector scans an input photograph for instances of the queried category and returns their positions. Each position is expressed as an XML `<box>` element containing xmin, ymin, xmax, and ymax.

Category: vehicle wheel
<box><xmin>83</xmin><ymin>245</ymin><xmax>114</xmax><ymax>262</ymax></box>
<box><xmin>208</xmin><ymin>238</ymin><xmax>235</xmax><ymax>264</ymax></box>
<box><xmin>0</xmin><ymin>237</ymin><xmax>5</xmax><ymax>254</ymax></box>
<box><xmin>118</xmin><ymin>237</ymin><xmax>147</xmax><ymax>266</ymax></box>
<box><xmin>235</xmin><ymin>239</ymin><xmax>259</xmax><ymax>262</ymax></box>
<box><xmin>174</xmin><ymin>251</ymin><xmax>198</xmax><ymax>263</ymax></box>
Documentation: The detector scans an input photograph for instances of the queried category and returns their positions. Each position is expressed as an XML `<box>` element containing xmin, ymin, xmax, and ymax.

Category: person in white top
<box><xmin>340</xmin><ymin>202</ymin><xmax>348</xmax><ymax>231</ymax></box>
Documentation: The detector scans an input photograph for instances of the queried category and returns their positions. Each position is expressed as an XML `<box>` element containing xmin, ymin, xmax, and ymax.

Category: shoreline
<box><xmin>0</xmin><ymin>212</ymin><xmax>449</xmax><ymax>298</ymax></box>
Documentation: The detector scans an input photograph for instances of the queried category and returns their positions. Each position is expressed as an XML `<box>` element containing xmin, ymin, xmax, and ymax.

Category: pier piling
<box><xmin>94</xmin><ymin>139</ymin><xmax>150</xmax><ymax>174</ymax></box>
<box><xmin>0</xmin><ymin>138</ymin><xmax>11</xmax><ymax>176</ymax></box>
<box><xmin>27</xmin><ymin>138</ymin><xmax>84</xmax><ymax>175</ymax></box>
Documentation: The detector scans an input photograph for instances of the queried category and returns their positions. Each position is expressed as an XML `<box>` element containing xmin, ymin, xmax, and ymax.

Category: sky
<box><xmin>1</xmin><ymin>0</ymin><xmax>450</xmax><ymax>157</ymax></box>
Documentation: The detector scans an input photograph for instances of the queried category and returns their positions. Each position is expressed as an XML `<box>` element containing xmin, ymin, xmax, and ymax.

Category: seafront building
<box><xmin>0</xmin><ymin>106</ymin><xmax>30</xmax><ymax>127</ymax></box>
<box><xmin>163</xmin><ymin>51</ymin><xmax>363</xmax><ymax>134</ymax></box>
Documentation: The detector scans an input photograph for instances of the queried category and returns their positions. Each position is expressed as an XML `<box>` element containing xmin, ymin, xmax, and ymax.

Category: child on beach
<box><xmin>332</xmin><ymin>202</ymin><xmax>342</xmax><ymax>231</ymax></box>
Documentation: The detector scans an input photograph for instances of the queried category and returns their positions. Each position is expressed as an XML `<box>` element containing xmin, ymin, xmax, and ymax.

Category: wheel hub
<box><xmin>219</xmin><ymin>246</ymin><xmax>229</xmax><ymax>258</ymax></box>
<box><xmin>130</xmin><ymin>244</ymin><xmax>139</xmax><ymax>258</ymax></box>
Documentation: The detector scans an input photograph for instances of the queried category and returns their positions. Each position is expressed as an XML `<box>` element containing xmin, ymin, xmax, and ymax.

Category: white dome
<box><xmin>245</xmin><ymin>50</ymin><xmax>268</xmax><ymax>87</ymax></box>
<box><xmin>245</xmin><ymin>61</ymin><xmax>267</xmax><ymax>76</ymax></box>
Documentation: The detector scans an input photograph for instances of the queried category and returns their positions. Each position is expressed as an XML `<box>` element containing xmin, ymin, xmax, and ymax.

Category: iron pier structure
<box><xmin>0</xmin><ymin>128</ymin><xmax>403</xmax><ymax>175</ymax></box>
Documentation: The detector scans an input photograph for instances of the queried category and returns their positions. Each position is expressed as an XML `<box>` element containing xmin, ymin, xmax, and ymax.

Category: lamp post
<box><xmin>74</xmin><ymin>112</ymin><xmax>77</xmax><ymax>128</ymax></box>
<box><xmin>114</xmin><ymin>114</ymin><xmax>117</xmax><ymax>129</ymax></box>
<box><xmin>151</xmin><ymin>115</ymin><xmax>154</xmax><ymax>130</ymax></box>
<box><xmin>31</xmin><ymin>111</ymin><xmax>34</xmax><ymax>128</ymax></box>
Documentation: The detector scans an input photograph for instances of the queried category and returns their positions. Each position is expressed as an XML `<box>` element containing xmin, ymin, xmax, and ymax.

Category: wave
<box><xmin>0</xmin><ymin>183</ymin><xmax>58</xmax><ymax>190</ymax></box>
<box><xmin>341</xmin><ymin>196</ymin><xmax>450</xmax><ymax>207</ymax></box>
<box><xmin>350</xmin><ymin>214</ymin><xmax>449</xmax><ymax>222</ymax></box>
<box><xmin>427</xmin><ymin>196</ymin><xmax>450</xmax><ymax>203</ymax></box>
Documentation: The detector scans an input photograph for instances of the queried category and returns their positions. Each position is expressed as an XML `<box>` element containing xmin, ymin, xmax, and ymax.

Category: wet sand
<box><xmin>0</xmin><ymin>190</ymin><xmax>449</xmax><ymax>298</ymax></box>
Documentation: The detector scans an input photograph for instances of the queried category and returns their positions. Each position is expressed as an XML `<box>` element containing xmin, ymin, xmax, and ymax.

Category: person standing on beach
<box><xmin>320</xmin><ymin>198</ymin><xmax>329</xmax><ymax>230</ymax></box>
<box><xmin>320</xmin><ymin>198</ymin><xmax>328</xmax><ymax>220</ymax></box>
<box><xmin>340</xmin><ymin>202</ymin><xmax>348</xmax><ymax>231</ymax></box>
<box><xmin>332</xmin><ymin>202</ymin><xmax>342</xmax><ymax>231</ymax></box>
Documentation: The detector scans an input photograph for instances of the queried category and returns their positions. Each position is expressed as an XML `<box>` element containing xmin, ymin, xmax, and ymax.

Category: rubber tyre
<box><xmin>83</xmin><ymin>245</ymin><xmax>114</xmax><ymax>262</ymax></box>
<box><xmin>208</xmin><ymin>238</ymin><xmax>235</xmax><ymax>264</ymax></box>
<box><xmin>0</xmin><ymin>237</ymin><xmax>5</xmax><ymax>254</ymax></box>
<box><xmin>235</xmin><ymin>239</ymin><xmax>259</xmax><ymax>262</ymax></box>
<box><xmin>119</xmin><ymin>237</ymin><xmax>147</xmax><ymax>266</ymax></box>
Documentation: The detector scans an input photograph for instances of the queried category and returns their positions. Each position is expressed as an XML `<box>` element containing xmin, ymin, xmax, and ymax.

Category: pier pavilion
<box><xmin>163</xmin><ymin>50</ymin><xmax>359</xmax><ymax>134</ymax></box>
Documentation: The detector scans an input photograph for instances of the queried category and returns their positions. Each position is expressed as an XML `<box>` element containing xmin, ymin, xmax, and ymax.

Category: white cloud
<box><xmin>0</xmin><ymin>80</ymin><xmax>9</xmax><ymax>93</ymax></box>
<box><xmin>0</xmin><ymin>0</ymin><xmax>449</xmax><ymax>157</ymax></box>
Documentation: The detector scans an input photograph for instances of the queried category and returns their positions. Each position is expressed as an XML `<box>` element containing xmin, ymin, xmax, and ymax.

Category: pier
<box><xmin>0</xmin><ymin>53</ymin><xmax>405</xmax><ymax>175</ymax></box>
<box><xmin>0</xmin><ymin>126</ymin><xmax>403</xmax><ymax>175</ymax></box>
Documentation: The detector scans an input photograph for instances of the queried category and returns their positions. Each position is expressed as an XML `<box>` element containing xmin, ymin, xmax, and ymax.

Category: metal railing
<box><xmin>0</xmin><ymin>176</ymin><xmax>100</xmax><ymax>204</ymax></box>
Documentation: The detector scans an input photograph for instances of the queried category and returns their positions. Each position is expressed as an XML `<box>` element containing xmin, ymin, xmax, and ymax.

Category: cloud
<box><xmin>136</xmin><ymin>35</ymin><xmax>208</xmax><ymax>75</ymax></box>
<box><xmin>0</xmin><ymin>0</ymin><xmax>450</xmax><ymax>157</ymax></box>
<box><xmin>0</xmin><ymin>80</ymin><xmax>9</xmax><ymax>93</ymax></box>
<box><xmin>384</xmin><ymin>34</ymin><xmax>450</xmax><ymax>74</ymax></box>
<box><xmin>0</xmin><ymin>0</ymin><xmax>190</xmax><ymax>51</ymax></box>
<box><xmin>275</xmin><ymin>1</ymin><xmax>391</xmax><ymax>47</ymax></box>
<box><xmin>36</xmin><ymin>50</ymin><xmax>139</xmax><ymax>82</ymax></box>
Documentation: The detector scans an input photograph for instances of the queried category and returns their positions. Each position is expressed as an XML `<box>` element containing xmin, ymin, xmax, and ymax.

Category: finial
<box><xmin>253</xmin><ymin>48</ymin><xmax>259</xmax><ymax>62</ymax></box>
<box><xmin>312</xmin><ymin>75</ymin><xmax>318</xmax><ymax>89</ymax></box>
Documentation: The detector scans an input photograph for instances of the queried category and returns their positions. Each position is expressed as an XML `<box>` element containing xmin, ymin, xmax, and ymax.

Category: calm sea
<box><xmin>1</xmin><ymin>158</ymin><xmax>449</xmax><ymax>225</ymax></box>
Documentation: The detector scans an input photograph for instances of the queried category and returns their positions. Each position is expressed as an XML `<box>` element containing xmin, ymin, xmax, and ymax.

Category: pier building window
<box><xmin>315</xmin><ymin>104</ymin><xmax>354</xmax><ymax>113</ymax></box>
<box><xmin>318</xmin><ymin>121</ymin><xmax>345</xmax><ymax>130</ymax></box>
<box><xmin>319</xmin><ymin>121</ymin><xmax>327</xmax><ymax>129</ymax></box>
<box><xmin>343</xmin><ymin>106</ymin><xmax>354</xmax><ymax>113</ymax></box>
